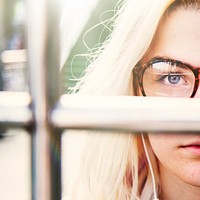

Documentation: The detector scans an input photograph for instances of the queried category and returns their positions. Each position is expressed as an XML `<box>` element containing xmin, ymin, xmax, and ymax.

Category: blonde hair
<box><xmin>62</xmin><ymin>0</ymin><xmax>199</xmax><ymax>199</ymax></box>
<box><xmin>70</xmin><ymin>0</ymin><xmax>174</xmax><ymax>96</ymax></box>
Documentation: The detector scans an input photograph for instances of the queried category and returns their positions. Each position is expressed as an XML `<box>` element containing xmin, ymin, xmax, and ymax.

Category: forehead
<box><xmin>143</xmin><ymin>8</ymin><xmax>200</xmax><ymax>67</ymax></box>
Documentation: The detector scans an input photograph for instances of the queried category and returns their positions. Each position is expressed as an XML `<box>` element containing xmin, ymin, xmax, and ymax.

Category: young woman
<box><xmin>62</xmin><ymin>0</ymin><xmax>200</xmax><ymax>199</ymax></box>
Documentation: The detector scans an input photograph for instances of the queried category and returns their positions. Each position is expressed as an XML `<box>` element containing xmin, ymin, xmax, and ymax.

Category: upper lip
<box><xmin>180</xmin><ymin>141</ymin><xmax>200</xmax><ymax>147</ymax></box>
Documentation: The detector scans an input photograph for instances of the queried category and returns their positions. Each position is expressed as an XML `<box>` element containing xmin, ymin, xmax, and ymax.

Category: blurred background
<box><xmin>0</xmin><ymin>0</ymin><xmax>117</xmax><ymax>199</ymax></box>
<box><xmin>0</xmin><ymin>1</ymin><xmax>30</xmax><ymax>199</ymax></box>
<box><xmin>60</xmin><ymin>0</ymin><xmax>117</xmax><ymax>93</ymax></box>
<box><xmin>0</xmin><ymin>0</ymin><xmax>26</xmax><ymax>92</ymax></box>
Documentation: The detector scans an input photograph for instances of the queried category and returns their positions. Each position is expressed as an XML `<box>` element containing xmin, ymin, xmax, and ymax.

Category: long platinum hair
<box><xmin>62</xmin><ymin>0</ymin><xmax>199</xmax><ymax>199</ymax></box>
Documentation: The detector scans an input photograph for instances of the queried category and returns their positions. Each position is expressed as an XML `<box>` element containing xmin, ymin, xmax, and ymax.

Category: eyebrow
<box><xmin>148</xmin><ymin>56</ymin><xmax>195</xmax><ymax>68</ymax></box>
<box><xmin>146</xmin><ymin>56</ymin><xmax>200</xmax><ymax>73</ymax></box>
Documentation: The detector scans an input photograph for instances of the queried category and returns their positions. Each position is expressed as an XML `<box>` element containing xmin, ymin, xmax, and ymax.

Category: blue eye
<box><xmin>157</xmin><ymin>74</ymin><xmax>185</xmax><ymax>86</ymax></box>
<box><xmin>167</xmin><ymin>75</ymin><xmax>181</xmax><ymax>84</ymax></box>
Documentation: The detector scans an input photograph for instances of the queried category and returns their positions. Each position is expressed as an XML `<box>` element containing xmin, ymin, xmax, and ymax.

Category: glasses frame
<box><xmin>133</xmin><ymin>57</ymin><xmax>200</xmax><ymax>98</ymax></box>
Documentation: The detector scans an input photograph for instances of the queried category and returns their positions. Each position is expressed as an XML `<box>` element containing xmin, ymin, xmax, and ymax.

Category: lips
<box><xmin>180</xmin><ymin>143</ymin><xmax>200</xmax><ymax>155</ymax></box>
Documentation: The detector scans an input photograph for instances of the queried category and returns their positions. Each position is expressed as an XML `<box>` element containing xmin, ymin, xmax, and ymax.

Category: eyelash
<box><xmin>156</xmin><ymin>73</ymin><xmax>187</xmax><ymax>85</ymax></box>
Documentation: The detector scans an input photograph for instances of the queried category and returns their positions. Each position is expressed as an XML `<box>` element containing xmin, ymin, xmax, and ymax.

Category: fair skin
<box><xmin>142</xmin><ymin>8</ymin><xmax>200</xmax><ymax>200</ymax></box>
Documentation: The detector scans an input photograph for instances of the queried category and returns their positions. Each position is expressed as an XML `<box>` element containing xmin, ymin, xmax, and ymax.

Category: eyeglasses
<box><xmin>133</xmin><ymin>57</ymin><xmax>200</xmax><ymax>98</ymax></box>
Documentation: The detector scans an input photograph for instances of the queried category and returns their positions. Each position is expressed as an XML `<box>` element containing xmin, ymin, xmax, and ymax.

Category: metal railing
<box><xmin>27</xmin><ymin>0</ymin><xmax>61</xmax><ymax>199</ymax></box>
<box><xmin>2</xmin><ymin>94</ymin><xmax>200</xmax><ymax>200</ymax></box>
<box><xmin>0</xmin><ymin>0</ymin><xmax>200</xmax><ymax>200</ymax></box>
<box><xmin>51</xmin><ymin>95</ymin><xmax>200</xmax><ymax>132</ymax></box>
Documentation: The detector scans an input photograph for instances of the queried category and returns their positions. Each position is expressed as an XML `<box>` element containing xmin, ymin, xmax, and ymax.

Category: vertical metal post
<box><xmin>0</xmin><ymin>0</ymin><xmax>5</xmax><ymax>91</ymax></box>
<box><xmin>46</xmin><ymin>1</ymin><xmax>62</xmax><ymax>199</ymax></box>
<box><xmin>27</xmin><ymin>0</ymin><xmax>61</xmax><ymax>199</ymax></box>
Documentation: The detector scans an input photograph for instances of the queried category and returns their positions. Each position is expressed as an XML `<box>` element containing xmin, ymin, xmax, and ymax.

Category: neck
<box><xmin>159</xmin><ymin>164</ymin><xmax>200</xmax><ymax>200</ymax></box>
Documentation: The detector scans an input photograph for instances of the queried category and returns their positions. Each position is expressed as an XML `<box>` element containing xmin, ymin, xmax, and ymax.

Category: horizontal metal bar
<box><xmin>0</xmin><ymin>92</ymin><xmax>32</xmax><ymax>127</ymax></box>
<box><xmin>1</xmin><ymin>92</ymin><xmax>199</xmax><ymax>132</ymax></box>
<box><xmin>1</xmin><ymin>49</ymin><xmax>27</xmax><ymax>64</ymax></box>
<box><xmin>51</xmin><ymin>95</ymin><xmax>200</xmax><ymax>132</ymax></box>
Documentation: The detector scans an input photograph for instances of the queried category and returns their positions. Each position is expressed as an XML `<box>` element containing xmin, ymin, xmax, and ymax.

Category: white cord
<box><xmin>141</xmin><ymin>133</ymin><xmax>159</xmax><ymax>200</ymax></box>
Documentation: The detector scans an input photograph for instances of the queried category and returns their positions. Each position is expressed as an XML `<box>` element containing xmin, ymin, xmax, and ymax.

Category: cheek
<box><xmin>147</xmin><ymin>133</ymin><xmax>174</xmax><ymax>158</ymax></box>
<box><xmin>147</xmin><ymin>133</ymin><xmax>200</xmax><ymax>186</ymax></box>
<box><xmin>148</xmin><ymin>134</ymin><xmax>177</xmax><ymax>165</ymax></box>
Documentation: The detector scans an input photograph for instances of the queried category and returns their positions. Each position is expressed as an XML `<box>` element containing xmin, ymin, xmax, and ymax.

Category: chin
<box><xmin>181</xmin><ymin>165</ymin><xmax>200</xmax><ymax>187</ymax></box>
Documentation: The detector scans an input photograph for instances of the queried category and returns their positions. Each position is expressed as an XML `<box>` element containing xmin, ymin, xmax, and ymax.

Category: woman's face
<box><xmin>144</xmin><ymin>8</ymin><xmax>200</xmax><ymax>188</ymax></box>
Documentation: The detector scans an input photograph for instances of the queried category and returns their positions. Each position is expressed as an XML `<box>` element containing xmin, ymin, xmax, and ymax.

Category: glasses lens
<box><xmin>142</xmin><ymin>61</ymin><xmax>195</xmax><ymax>97</ymax></box>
